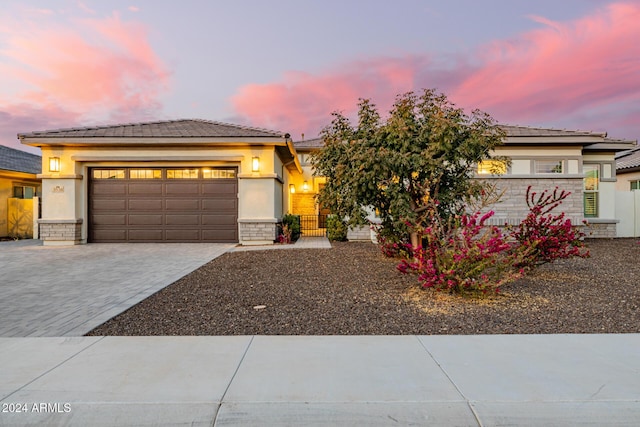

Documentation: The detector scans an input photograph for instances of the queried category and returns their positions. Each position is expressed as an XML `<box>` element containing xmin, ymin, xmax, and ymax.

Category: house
<box><xmin>291</xmin><ymin>126</ymin><xmax>636</xmax><ymax>239</ymax></box>
<box><xmin>18</xmin><ymin>120</ymin><xmax>300</xmax><ymax>246</ymax></box>
<box><xmin>18</xmin><ymin>119</ymin><xmax>635</xmax><ymax>246</ymax></box>
<box><xmin>0</xmin><ymin>145</ymin><xmax>41</xmax><ymax>238</ymax></box>
<box><xmin>614</xmin><ymin>145</ymin><xmax>640</xmax><ymax>237</ymax></box>
<box><xmin>615</xmin><ymin>145</ymin><xmax>640</xmax><ymax>191</ymax></box>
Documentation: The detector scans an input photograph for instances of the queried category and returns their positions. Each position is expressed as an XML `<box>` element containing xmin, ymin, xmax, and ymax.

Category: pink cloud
<box><xmin>0</xmin><ymin>10</ymin><xmax>169</xmax><ymax>148</ymax></box>
<box><xmin>231</xmin><ymin>2</ymin><xmax>640</xmax><ymax>141</ymax></box>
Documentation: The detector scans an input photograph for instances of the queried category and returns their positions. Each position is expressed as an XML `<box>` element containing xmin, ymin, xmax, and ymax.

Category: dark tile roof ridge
<box><xmin>0</xmin><ymin>145</ymin><xmax>42</xmax><ymax>174</ymax></box>
<box><xmin>499</xmin><ymin>124</ymin><xmax>608</xmax><ymax>137</ymax></box>
<box><xmin>19</xmin><ymin>119</ymin><xmax>287</xmax><ymax>138</ymax></box>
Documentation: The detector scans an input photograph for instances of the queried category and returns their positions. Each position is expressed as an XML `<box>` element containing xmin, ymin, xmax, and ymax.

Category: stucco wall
<box><xmin>616</xmin><ymin>171</ymin><xmax>640</xmax><ymax>191</ymax></box>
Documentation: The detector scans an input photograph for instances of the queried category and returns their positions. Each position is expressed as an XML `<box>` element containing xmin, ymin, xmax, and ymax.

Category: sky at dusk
<box><xmin>1</xmin><ymin>0</ymin><xmax>639</xmax><ymax>154</ymax></box>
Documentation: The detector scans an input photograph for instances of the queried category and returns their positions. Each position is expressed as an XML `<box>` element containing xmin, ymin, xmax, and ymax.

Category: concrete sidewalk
<box><xmin>1</xmin><ymin>334</ymin><xmax>638</xmax><ymax>426</ymax></box>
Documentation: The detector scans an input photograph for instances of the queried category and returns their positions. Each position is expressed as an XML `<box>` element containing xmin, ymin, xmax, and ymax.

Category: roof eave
<box><xmin>19</xmin><ymin>136</ymin><xmax>289</xmax><ymax>147</ymax></box>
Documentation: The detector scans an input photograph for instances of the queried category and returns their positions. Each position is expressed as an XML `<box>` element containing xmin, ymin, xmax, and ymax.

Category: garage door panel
<box><xmin>203</xmin><ymin>182</ymin><xmax>237</xmax><ymax>194</ymax></box>
<box><xmin>129</xmin><ymin>183</ymin><xmax>163</xmax><ymax>194</ymax></box>
<box><xmin>90</xmin><ymin>167</ymin><xmax>238</xmax><ymax>243</ymax></box>
<box><xmin>202</xmin><ymin>199</ymin><xmax>237</xmax><ymax>211</ymax></box>
<box><xmin>202</xmin><ymin>229</ymin><xmax>237</xmax><ymax>241</ymax></box>
<box><xmin>128</xmin><ymin>229</ymin><xmax>164</xmax><ymax>241</ymax></box>
<box><xmin>128</xmin><ymin>214</ymin><xmax>163</xmax><ymax>225</ymax></box>
<box><xmin>91</xmin><ymin>229</ymin><xmax>127</xmax><ymax>241</ymax></box>
<box><xmin>129</xmin><ymin>199</ymin><xmax>163</xmax><ymax>210</ymax></box>
<box><xmin>92</xmin><ymin>199</ymin><xmax>126</xmax><ymax>210</ymax></box>
<box><xmin>166</xmin><ymin>229</ymin><xmax>200</xmax><ymax>241</ymax></box>
<box><xmin>92</xmin><ymin>183</ymin><xmax>126</xmax><ymax>195</ymax></box>
<box><xmin>165</xmin><ymin>182</ymin><xmax>199</xmax><ymax>194</ymax></box>
<box><xmin>166</xmin><ymin>199</ymin><xmax>199</xmax><ymax>210</ymax></box>
<box><xmin>166</xmin><ymin>215</ymin><xmax>200</xmax><ymax>225</ymax></box>
<box><xmin>202</xmin><ymin>214</ymin><xmax>238</xmax><ymax>226</ymax></box>
<box><xmin>92</xmin><ymin>214</ymin><xmax>126</xmax><ymax>225</ymax></box>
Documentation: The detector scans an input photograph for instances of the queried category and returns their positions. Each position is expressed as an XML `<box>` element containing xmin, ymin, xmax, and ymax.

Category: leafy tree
<box><xmin>312</xmin><ymin>89</ymin><xmax>506</xmax><ymax>248</ymax></box>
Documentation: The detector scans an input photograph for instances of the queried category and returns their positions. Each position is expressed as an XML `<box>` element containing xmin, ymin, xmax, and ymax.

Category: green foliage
<box><xmin>281</xmin><ymin>214</ymin><xmax>301</xmax><ymax>241</ymax></box>
<box><xmin>326</xmin><ymin>215</ymin><xmax>348</xmax><ymax>241</ymax></box>
<box><xmin>311</xmin><ymin>89</ymin><xmax>506</xmax><ymax>241</ymax></box>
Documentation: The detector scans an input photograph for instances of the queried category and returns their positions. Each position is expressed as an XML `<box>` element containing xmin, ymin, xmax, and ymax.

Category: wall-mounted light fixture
<box><xmin>49</xmin><ymin>157</ymin><xmax>60</xmax><ymax>172</ymax></box>
<box><xmin>251</xmin><ymin>156</ymin><xmax>260</xmax><ymax>172</ymax></box>
<box><xmin>303</xmin><ymin>181</ymin><xmax>309</xmax><ymax>192</ymax></box>
<box><xmin>289</xmin><ymin>184</ymin><xmax>296</xmax><ymax>194</ymax></box>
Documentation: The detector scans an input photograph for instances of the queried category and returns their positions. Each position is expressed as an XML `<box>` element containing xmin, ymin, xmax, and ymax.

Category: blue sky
<box><xmin>1</xmin><ymin>0</ymin><xmax>638</xmax><ymax>153</ymax></box>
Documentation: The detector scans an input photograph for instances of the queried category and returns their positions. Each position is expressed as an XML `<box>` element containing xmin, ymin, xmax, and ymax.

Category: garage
<box><xmin>89</xmin><ymin>167</ymin><xmax>238</xmax><ymax>243</ymax></box>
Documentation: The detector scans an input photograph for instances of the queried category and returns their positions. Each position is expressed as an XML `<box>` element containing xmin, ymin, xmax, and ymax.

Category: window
<box><xmin>583</xmin><ymin>164</ymin><xmax>599</xmax><ymax>217</ymax></box>
<box><xmin>202</xmin><ymin>168</ymin><xmax>236</xmax><ymax>179</ymax></box>
<box><xmin>129</xmin><ymin>169</ymin><xmax>161</xmax><ymax>179</ymax></box>
<box><xmin>535</xmin><ymin>160</ymin><xmax>563</xmax><ymax>174</ymax></box>
<box><xmin>13</xmin><ymin>185</ymin><xmax>39</xmax><ymax>199</ymax></box>
<box><xmin>92</xmin><ymin>169</ymin><xmax>125</xmax><ymax>179</ymax></box>
<box><xmin>631</xmin><ymin>180</ymin><xmax>640</xmax><ymax>191</ymax></box>
<box><xmin>477</xmin><ymin>160</ymin><xmax>507</xmax><ymax>175</ymax></box>
<box><xmin>298</xmin><ymin>154</ymin><xmax>311</xmax><ymax>165</ymax></box>
<box><xmin>167</xmin><ymin>169</ymin><xmax>198</xmax><ymax>179</ymax></box>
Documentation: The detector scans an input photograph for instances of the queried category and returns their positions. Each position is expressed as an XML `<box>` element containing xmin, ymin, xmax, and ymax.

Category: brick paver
<box><xmin>0</xmin><ymin>240</ymin><xmax>233</xmax><ymax>337</ymax></box>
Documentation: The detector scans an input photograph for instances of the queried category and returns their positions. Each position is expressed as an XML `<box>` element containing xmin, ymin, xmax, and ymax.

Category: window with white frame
<box><xmin>583</xmin><ymin>164</ymin><xmax>599</xmax><ymax>217</ymax></box>
<box><xmin>535</xmin><ymin>159</ymin><xmax>563</xmax><ymax>174</ymax></box>
<box><xmin>631</xmin><ymin>180</ymin><xmax>640</xmax><ymax>191</ymax></box>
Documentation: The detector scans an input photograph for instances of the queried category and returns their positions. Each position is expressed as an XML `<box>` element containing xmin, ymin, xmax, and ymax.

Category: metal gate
<box><xmin>299</xmin><ymin>214</ymin><xmax>327</xmax><ymax>237</ymax></box>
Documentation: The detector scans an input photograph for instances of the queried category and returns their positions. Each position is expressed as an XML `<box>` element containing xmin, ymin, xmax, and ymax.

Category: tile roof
<box><xmin>294</xmin><ymin>125</ymin><xmax>635</xmax><ymax>150</ymax></box>
<box><xmin>293</xmin><ymin>137</ymin><xmax>324</xmax><ymax>150</ymax></box>
<box><xmin>0</xmin><ymin>145</ymin><xmax>41</xmax><ymax>174</ymax></box>
<box><xmin>18</xmin><ymin>119</ymin><xmax>287</xmax><ymax>139</ymax></box>
<box><xmin>499</xmin><ymin>124</ymin><xmax>607</xmax><ymax>138</ymax></box>
<box><xmin>616</xmin><ymin>145</ymin><xmax>640</xmax><ymax>171</ymax></box>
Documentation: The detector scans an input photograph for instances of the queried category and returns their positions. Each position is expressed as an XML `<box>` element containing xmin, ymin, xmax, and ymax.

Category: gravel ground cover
<box><xmin>88</xmin><ymin>238</ymin><xmax>640</xmax><ymax>336</ymax></box>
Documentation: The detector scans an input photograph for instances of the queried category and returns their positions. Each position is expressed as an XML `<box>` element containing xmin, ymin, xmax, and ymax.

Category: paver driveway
<box><xmin>0</xmin><ymin>240</ymin><xmax>233</xmax><ymax>337</ymax></box>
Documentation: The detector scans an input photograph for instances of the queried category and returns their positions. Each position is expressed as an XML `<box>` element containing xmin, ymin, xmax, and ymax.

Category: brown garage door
<box><xmin>89</xmin><ymin>167</ymin><xmax>238</xmax><ymax>242</ymax></box>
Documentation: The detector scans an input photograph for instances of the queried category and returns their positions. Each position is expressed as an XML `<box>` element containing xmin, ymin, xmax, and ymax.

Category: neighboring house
<box><xmin>18</xmin><ymin>119</ymin><xmax>636</xmax><ymax>246</ymax></box>
<box><xmin>614</xmin><ymin>145</ymin><xmax>640</xmax><ymax>237</ymax></box>
<box><xmin>291</xmin><ymin>125</ymin><xmax>636</xmax><ymax>239</ymax></box>
<box><xmin>615</xmin><ymin>145</ymin><xmax>640</xmax><ymax>191</ymax></box>
<box><xmin>18</xmin><ymin>120</ymin><xmax>300</xmax><ymax>246</ymax></box>
<box><xmin>0</xmin><ymin>145</ymin><xmax>41</xmax><ymax>238</ymax></box>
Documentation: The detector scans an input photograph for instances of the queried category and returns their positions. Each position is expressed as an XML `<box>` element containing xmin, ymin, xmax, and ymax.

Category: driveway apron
<box><xmin>0</xmin><ymin>240</ymin><xmax>233</xmax><ymax>337</ymax></box>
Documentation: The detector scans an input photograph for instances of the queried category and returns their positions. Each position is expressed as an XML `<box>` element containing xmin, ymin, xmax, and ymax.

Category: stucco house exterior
<box><xmin>615</xmin><ymin>146</ymin><xmax>640</xmax><ymax>191</ymax></box>
<box><xmin>291</xmin><ymin>125</ymin><xmax>636</xmax><ymax>239</ymax></box>
<box><xmin>0</xmin><ymin>145</ymin><xmax>41</xmax><ymax>238</ymax></box>
<box><xmin>19</xmin><ymin>120</ymin><xmax>300</xmax><ymax>246</ymax></box>
<box><xmin>18</xmin><ymin>119</ymin><xmax>635</xmax><ymax>245</ymax></box>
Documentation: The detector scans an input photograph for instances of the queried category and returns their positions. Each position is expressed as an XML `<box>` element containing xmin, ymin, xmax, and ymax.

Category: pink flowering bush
<box><xmin>509</xmin><ymin>186</ymin><xmax>589</xmax><ymax>268</ymax></box>
<box><xmin>394</xmin><ymin>186</ymin><xmax>589</xmax><ymax>296</ymax></box>
<box><xmin>397</xmin><ymin>210</ymin><xmax>524</xmax><ymax>295</ymax></box>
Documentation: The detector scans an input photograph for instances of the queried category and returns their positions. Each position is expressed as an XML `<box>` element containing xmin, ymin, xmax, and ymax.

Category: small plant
<box><xmin>397</xmin><ymin>210</ymin><xmax>523</xmax><ymax>295</ymax></box>
<box><xmin>277</xmin><ymin>224</ymin><xmax>293</xmax><ymax>244</ymax></box>
<box><xmin>326</xmin><ymin>215</ymin><xmax>348</xmax><ymax>241</ymax></box>
<box><xmin>509</xmin><ymin>186</ymin><xmax>589</xmax><ymax>268</ymax></box>
<box><xmin>281</xmin><ymin>214</ymin><xmax>301</xmax><ymax>241</ymax></box>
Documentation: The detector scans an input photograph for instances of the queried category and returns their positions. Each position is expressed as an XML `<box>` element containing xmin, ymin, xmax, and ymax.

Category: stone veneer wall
<box><xmin>239</xmin><ymin>220</ymin><xmax>277</xmax><ymax>243</ymax></box>
<box><xmin>583</xmin><ymin>221</ymin><xmax>617</xmax><ymax>238</ymax></box>
<box><xmin>347</xmin><ymin>225</ymin><xmax>372</xmax><ymax>241</ymax></box>
<box><xmin>481</xmin><ymin>178</ymin><xmax>584</xmax><ymax>226</ymax></box>
<box><xmin>38</xmin><ymin>219</ymin><xmax>82</xmax><ymax>244</ymax></box>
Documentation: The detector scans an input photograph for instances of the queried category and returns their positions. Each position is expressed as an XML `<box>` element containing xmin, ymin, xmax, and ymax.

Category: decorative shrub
<box><xmin>509</xmin><ymin>186</ymin><xmax>589</xmax><ymax>268</ymax></box>
<box><xmin>395</xmin><ymin>186</ymin><xmax>589</xmax><ymax>296</ymax></box>
<box><xmin>326</xmin><ymin>215</ymin><xmax>348</xmax><ymax>241</ymax></box>
<box><xmin>281</xmin><ymin>214</ymin><xmax>301</xmax><ymax>241</ymax></box>
<box><xmin>277</xmin><ymin>224</ymin><xmax>293</xmax><ymax>244</ymax></box>
<box><xmin>397</xmin><ymin>210</ymin><xmax>523</xmax><ymax>295</ymax></box>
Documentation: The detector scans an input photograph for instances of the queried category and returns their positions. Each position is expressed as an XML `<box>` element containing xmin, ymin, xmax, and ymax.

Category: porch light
<box><xmin>303</xmin><ymin>181</ymin><xmax>309</xmax><ymax>192</ymax></box>
<box><xmin>289</xmin><ymin>184</ymin><xmax>296</xmax><ymax>194</ymax></box>
<box><xmin>49</xmin><ymin>157</ymin><xmax>60</xmax><ymax>172</ymax></box>
<box><xmin>252</xmin><ymin>156</ymin><xmax>260</xmax><ymax>172</ymax></box>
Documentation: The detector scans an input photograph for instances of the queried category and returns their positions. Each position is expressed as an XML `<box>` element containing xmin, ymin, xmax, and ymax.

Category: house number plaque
<box><xmin>52</xmin><ymin>186</ymin><xmax>64</xmax><ymax>193</ymax></box>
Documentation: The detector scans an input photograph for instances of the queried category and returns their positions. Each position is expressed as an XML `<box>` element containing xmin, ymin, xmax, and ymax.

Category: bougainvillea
<box><xmin>393</xmin><ymin>186</ymin><xmax>589</xmax><ymax>296</ymax></box>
